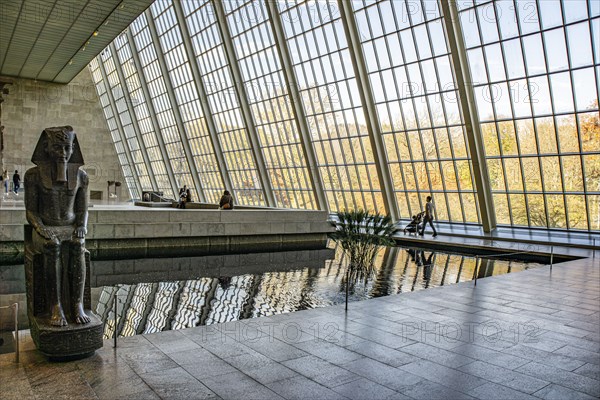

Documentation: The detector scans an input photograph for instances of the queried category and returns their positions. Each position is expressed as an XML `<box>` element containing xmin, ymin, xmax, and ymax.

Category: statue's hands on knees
<box><xmin>38</xmin><ymin>226</ymin><xmax>58</xmax><ymax>242</ymax></box>
<box><xmin>74</xmin><ymin>226</ymin><xmax>87</xmax><ymax>238</ymax></box>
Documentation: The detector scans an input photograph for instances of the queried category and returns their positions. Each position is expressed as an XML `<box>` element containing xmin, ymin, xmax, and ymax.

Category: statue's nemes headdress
<box><xmin>31</xmin><ymin>126</ymin><xmax>84</xmax><ymax>190</ymax></box>
<box><xmin>31</xmin><ymin>126</ymin><xmax>84</xmax><ymax>166</ymax></box>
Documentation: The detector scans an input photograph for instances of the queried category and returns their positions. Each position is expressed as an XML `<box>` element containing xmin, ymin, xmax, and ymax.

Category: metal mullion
<box><xmin>323</xmin><ymin>6</ymin><xmax>368</xmax><ymax>210</ymax></box>
<box><xmin>318</xmin><ymin>139</ymin><xmax>341</xmax><ymax>211</ymax></box>
<box><xmin>441</xmin><ymin>0</ymin><xmax>497</xmax><ymax>232</ymax></box>
<box><xmin>514</xmin><ymin>1</ymin><xmax>558</xmax><ymax>227</ymax></box>
<box><xmin>387</xmin><ymin>0</ymin><xmax>424</xmax><ymax>216</ymax></box>
<box><xmin>408</xmin><ymin>9</ymin><xmax>453</xmax><ymax>222</ymax></box>
<box><xmin>213</xmin><ymin>0</ymin><xmax>276</xmax><ymax>206</ymax></box>
<box><xmin>308</xmin><ymin>74</ymin><xmax>354</xmax><ymax>209</ymax></box>
<box><xmin>472</xmin><ymin>2</ymin><xmax>515</xmax><ymax>227</ymax></box>
<box><xmin>127</xmin><ymin>29</ymin><xmax>179</xmax><ymax>198</ymax></box>
<box><xmin>436</xmin><ymin>90</ymin><xmax>469</xmax><ymax>222</ymax></box>
<box><xmin>471</xmin><ymin>4</ymin><xmax>516</xmax><ymax>227</ymax></box>
<box><xmin>344</xmin><ymin>105</ymin><xmax>371</xmax><ymax>210</ymax></box>
<box><xmin>425</xmin><ymin>47</ymin><xmax>468</xmax><ymax>221</ymax></box>
<box><xmin>98</xmin><ymin>57</ymin><xmax>143</xmax><ymax>199</ymax></box>
<box><xmin>400</xmin><ymin>13</ymin><xmax>436</xmax><ymax>212</ymax></box>
<box><xmin>339</xmin><ymin>0</ymin><xmax>399</xmax><ymax>217</ymax></box>
<box><xmin>529</xmin><ymin>0</ymin><xmax>563</xmax><ymax>228</ymax></box>
<box><xmin>111</xmin><ymin>43</ymin><xmax>159</xmax><ymax>192</ymax></box>
<box><xmin>173</xmin><ymin>0</ymin><xmax>233</xmax><ymax>198</ymax></box>
<box><xmin>590</xmin><ymin>13</ymin><xmax>600</xmax><ymax>230</ymax></box>
<box><xmin>559</xmin><ymin>0</ymin><xmax>590</xmax><ymax>230</ymax></box>
<box><xmin>380</xmin><ymin>69</ymin><xmax>411</xmax><ymax>218</ymax></box>
<box><xmin>255</xmin><ymin>55</ymin><xmax>310</xmax><ymax>208</ymax></box>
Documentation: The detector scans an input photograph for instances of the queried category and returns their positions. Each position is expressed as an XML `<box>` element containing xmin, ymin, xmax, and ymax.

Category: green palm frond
<box><xmin>329</xmin><ymin>209</ymin><xmax>398</xmax><ymax>283</ymax></box>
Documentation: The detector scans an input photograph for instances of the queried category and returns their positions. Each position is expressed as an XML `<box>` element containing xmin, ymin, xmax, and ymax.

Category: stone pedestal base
<box><xmin>29</xmin><ymin>312</ymin><xmax>103</xmax><ymax>360</ymax></box>
<box><xmin>24</xmin><ymin>225</ymin><xmax>103</xmax><ymax>360</ymax></box>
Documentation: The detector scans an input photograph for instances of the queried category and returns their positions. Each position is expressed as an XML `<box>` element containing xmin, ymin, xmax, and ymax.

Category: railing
<box><xmin>471</xmin><ymin>246</ymin><xmax>555</xmax><ymax>287</ymax></box>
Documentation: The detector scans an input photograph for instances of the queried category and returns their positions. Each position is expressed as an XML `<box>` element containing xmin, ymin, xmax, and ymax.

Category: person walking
<box><xmin>2</xmin><ymin>170</ymin><xmax>8</xmax><ymax>195</ymax></box>
<box><xmin>419</xmin><ymin>195</ymin><xmax>437</xmax><ymax>237</ymax></box>
<box><xmin>12</xmin><ymin>170</ymin><xmax>21</xmax><ymax>195</ymax></box>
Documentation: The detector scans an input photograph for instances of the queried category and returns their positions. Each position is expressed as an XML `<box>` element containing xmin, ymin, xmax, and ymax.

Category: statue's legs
<box><xmin>70</xmin><ymin>238</ymin><xmax>90</xmax><ymax>324</ymax></box>
<box><xmin>43</xmin><ymin>240</ymin><xmax>67</xmax><ymax>326</ymax></box>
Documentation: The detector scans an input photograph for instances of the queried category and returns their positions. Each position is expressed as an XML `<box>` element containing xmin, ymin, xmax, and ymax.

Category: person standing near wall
<box><xmin>219</xmin><ymin>190</ymin><xmax>234</xmax><ymax>210</ymax></box>
<box><xmin>2</xmin><ymin>169</ymin><xmax>8</xmax><ymax>195</ymax></box>
<box><xmin>12</xmin><ymin>170</ymin><xmax>20</xmax><ymax>195</ymax></box>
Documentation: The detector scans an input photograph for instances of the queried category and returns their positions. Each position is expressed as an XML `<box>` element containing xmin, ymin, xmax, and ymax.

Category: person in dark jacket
<box><xmin>12</xmin><ymin>170</ymin><xmax>21</xmax><ymax>194</ymax></box>
<box><xmin>219</xmin><ymin>190</ymin><xmax>234</xmax><ymax>210</ymax></box>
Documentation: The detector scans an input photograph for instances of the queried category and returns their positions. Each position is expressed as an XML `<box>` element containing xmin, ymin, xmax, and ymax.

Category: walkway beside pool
<box><xmin>2</xmin><ymin>256</ymin><xmax>599</xmax><ymax>400</ymax></box>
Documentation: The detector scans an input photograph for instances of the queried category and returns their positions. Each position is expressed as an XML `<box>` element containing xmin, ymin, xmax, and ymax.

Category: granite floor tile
<box><xmin>1</xmin><ymin>378</ymin><xmax>35</xmax><ymax>400</ymax></box>
<box><xmin>223</xmin><ymin>351</ymin><xmax>273</xmax><ymax>371</ymax></box>
<box><xmin>449</xmin><ymin>343</ymin><xmax>529</xmax><ymax>370</ymax></box>
<box><xmin>242</xmin><ymin>361</ymin><xmax>299</xmax><ymax>385</ymax></box>
<box><xmin>344</xmin><ymin>340</ymin><xmax>419</xmax><ymax>367</ymax></box>
<box><xmin>118</xmin><ymin>347</ymin><xmax>180</xmax><ymax>375</ymax></box>
<box><xmin>515</xmin><ymin>361</ymin><xmax>600</xmax><ymax>397</ymax></box>
<box><xmin>330</xmin><ymin>377</ymin><xmax>405</xmax><ymax>400</ymax></box>
<box><xmin>182</xmin><ymin>357</ymin><xmax>238</xmax><ymax>381</ymax></box>
<box><xmin>573</xmin><ymin>363</ymin><xmax>600</xmax><ymax>381</ymax></box>
<box><xmin>139</xmin><ymin>366</ymin><xmax>218</xmax><ymax>400</ymax></box>
<box><xmin>200</xmin><ymin>370</ymin><xmax>283</xmax><ymax>400</ymax></box>
<box><xmin>282</xmin><ymin>355</ymin><xmax>360</xmax><ymax>388</ymax></box>
<box><xmin>554</xmin><ymin>345</ymin><xmax>600</xmax><ymax>365</ymax></box>
<box><xmin>342</xmin><ymin>357</ymin><xmax>423</xmax><ymax>391</ymax></box>
<box><xmin>399</xmin><ymin>342</ymin><xmax>475</xmax><ymax>368</ymax></box>
<box><xmin>457</xmin><ymin>360</ymin><xmax>549</xmax><ymax>393</ymax></box>
<box><xmin>143</xmin><ymin>330</ymin><xmax>201</xmax><ymax>355</ymax></box>
<box><xmin>292</xmin><ymin>339</ymin><xmax>362</xmax><ymax>365</ymax></box>
<box><xmin>399</xmin><ymin>359</ymin><xmax>487</xmax><ymax>393</ymax></box>
<box><xmin>199</xmin><ymin>337</ymin><xmax>253</xmax><ymax>359</ymax></box>
<box><xmin>167</xmin><ymin>347</ymin><xmax>219</xmax><ymax>367</ymax></box>
<box><xmin>95</xmin><ymin>389</ymin><xmax>161</xmax><ymax>400</ymax></box>
<box><xmin>266</xmin><ymin>375</ymin><xmax>349</xmax><ymax>400</ymax></box>
<box><xmin>400</xmin><ymin>379</ymin><xmax>475</xmax><ymax>399</ymax></box>
<box><xmin>467</xmin><ymin>382</ymin><xmax>538</xmax><ymax>400</ymax></box>
<box><xmin>28</xmin><ymin>370</ymin><xmax>99</xmax><ymax>400</ymax></box>
<box><xmin>533</xmin><ymin>383</ymin><xmax>599</xmax><ymax>400</ymax></box>
<box><xmin>503</xmin><ymin>343</ymin><xmax>586</xmax><ymax>371</ymax></box>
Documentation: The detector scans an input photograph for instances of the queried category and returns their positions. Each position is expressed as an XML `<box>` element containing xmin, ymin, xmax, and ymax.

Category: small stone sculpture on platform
<box><xmin>24</xmin><ymin>126</ymin><xmax>102</xmax><ymax>359</ymax></box>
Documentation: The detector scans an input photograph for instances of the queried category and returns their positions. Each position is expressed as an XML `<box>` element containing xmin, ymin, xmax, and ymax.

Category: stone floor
<box><xmin>1</xmin><ymin>256</ymin><xmax>599</xmax><ymax>400</ymax></box>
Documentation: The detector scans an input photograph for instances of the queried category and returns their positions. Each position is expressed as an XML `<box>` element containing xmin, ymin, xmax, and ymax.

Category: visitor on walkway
<box><xmin>219</xmin><ymin>190</ymin><xmax>234</xmax><ymax>210</ymax></box>
<box><xmin>2</xmin><ymin>170</ymin><xmax>8</xmax><ymax>195</ymax></box>
<box><xmin>178</xmin><ymin>185</ymin><xmax>189</xmax><ymax>209</ymax></box>
<box><xmin>418</xmin><ymin>195</ymin><xmax>437</xmax><ymax>237</ymax></box>
<box><xmin>12</xmin><ymin>170</ymin><xmax>20</xmax><ymax>195</ymax></box>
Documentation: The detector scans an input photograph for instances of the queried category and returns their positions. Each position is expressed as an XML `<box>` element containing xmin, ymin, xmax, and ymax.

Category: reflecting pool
<box><xmin>89</xmin><ymin>246</ymin><xmax>542</xmax><ymax>339</ymax></box>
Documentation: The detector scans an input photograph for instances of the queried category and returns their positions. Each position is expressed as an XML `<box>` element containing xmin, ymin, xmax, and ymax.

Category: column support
<box><xmin>265</xmin><ymin>0</ymin><xmax>328</xmax><ymax>211</ymax></box>
<box><xmin>338</xmin><ymin>0</ymin><xmax>399</xmax><ymax>220</ymax></box>
<box><xmin>97</xmin><ymin>56</ymin><xmax>143</xmax><ymax>199</ymax></box>
<box><xmin>441</xmin><ymin>0</ymin><xmax>496</xmax><ymax>232</ymax></box>
<box><xmin>172</xmin><ymin>0</ymin><xmax>233</xmax><ymax>195</ymax></box>
<box><xmin>110</xmin><ymin>42</ymin><xmax>159</xmax><ymax>192</ymax></box>
<box><xmin>212</xmin><ymin>0</ymin><xmax>276</xmax><ymax>207</ymax></box>
<box><xmin>126</xmin><ymin>29</ymin><xmax>179</xmax><ymax>199</ymax></box>
<box><xmin>145</xmin><ymin>9</ymin><xmax>206</xmax><ymax>202</ymax></box>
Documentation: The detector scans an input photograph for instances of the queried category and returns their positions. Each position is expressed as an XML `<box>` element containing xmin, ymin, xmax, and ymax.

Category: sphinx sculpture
<box><xmin>24</xmin><ymin>126</ymin><xmax>102</xmax><ymax>359</ymax></box>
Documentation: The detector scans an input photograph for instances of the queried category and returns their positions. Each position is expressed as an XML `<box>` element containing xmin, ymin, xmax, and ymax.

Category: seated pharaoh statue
<box><xmin>24</xmin><ymin>126</ymin><xmax>102</xmax><ymax>358</ymax></box>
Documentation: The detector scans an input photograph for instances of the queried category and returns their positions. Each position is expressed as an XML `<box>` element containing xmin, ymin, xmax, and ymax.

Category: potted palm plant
<box><xmin>329</xmin><ymin>209</ymin><xmax>398</xmax><ymax>310</ymax></box>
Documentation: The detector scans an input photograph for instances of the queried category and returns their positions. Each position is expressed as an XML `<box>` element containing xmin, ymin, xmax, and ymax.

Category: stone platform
<box><xmin>0</xmin><ymin>206</ymin><xmax>334</xmax><ymax>260</ymax></box>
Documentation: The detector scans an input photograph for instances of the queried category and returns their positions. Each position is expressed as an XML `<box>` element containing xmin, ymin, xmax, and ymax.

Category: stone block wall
<box><xmin>0</xmin><ymin>68</ymin><xmax>128</xmax><ymax>201</ymax></box>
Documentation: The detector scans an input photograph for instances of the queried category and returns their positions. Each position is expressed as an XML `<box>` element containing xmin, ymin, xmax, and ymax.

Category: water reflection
<box><xmin>95</xmin><ymin>246</ymin><xmax>541</xmax><ymax>339</ymax></box>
